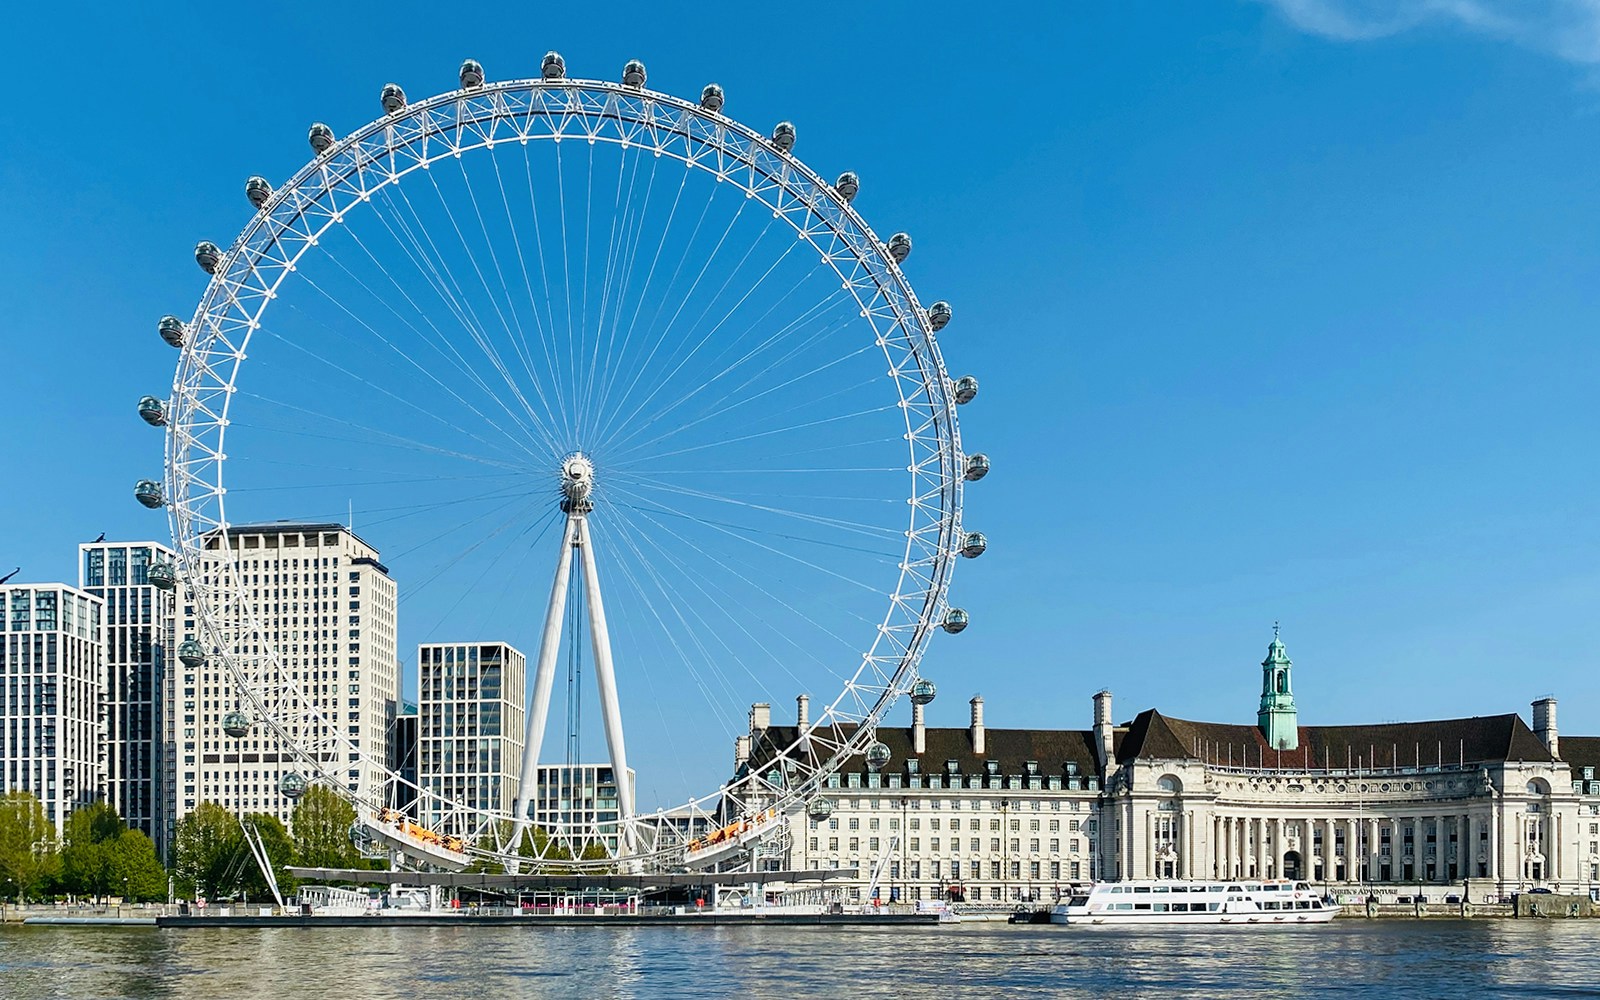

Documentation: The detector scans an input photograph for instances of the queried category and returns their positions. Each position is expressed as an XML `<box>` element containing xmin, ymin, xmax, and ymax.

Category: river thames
<box><xmin>2</xmin><ymin>920</ymin><xmax>1599</xmax><ymax>998</ymax></box>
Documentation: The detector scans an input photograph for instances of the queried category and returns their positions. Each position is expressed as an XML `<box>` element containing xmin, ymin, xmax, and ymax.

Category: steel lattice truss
<box><xmin>163</xmin><ymin>71</ymin><xmax>968</xmax><ymax>870</ymax></box>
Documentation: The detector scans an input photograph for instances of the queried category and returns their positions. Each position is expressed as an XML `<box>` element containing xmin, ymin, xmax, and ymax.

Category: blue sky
<box><xmin>2</xmin><ymin>1</ymin><xmax>1599</xmax><ymax>792</ymax></box>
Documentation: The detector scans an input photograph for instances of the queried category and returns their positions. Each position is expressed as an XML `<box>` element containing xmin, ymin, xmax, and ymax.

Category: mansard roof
<box><xmin>748</xmin><ymin>724</ymin><xmax>1100</xmax><ymax>777</ymax></box>
<box><xmin>1116</xmin><ymin>709</ymin><xmax>1556</xmax><ymax>768</ymax></box>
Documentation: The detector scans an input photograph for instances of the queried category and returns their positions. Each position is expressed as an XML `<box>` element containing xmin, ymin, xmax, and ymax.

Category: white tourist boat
<box><xmin>1050</xmin><ymin>879</ymin><xmax>1337</xmax><ymax>925</ymax></box>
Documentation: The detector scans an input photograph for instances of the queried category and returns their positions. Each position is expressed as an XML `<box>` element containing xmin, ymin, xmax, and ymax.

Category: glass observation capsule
<box><xmin>942</xmin><ymin>608</ymin><xmax>969</xmax><ymax>634</ymax></box>
<box><xmin>835</xmin><ymin>171</ymin><xmax>859</xmax><ymax>204</ymax></box>
<box><xmin>158</xmin><ymin>315</ymin><xmax>185</xmax><ymax>349</ymax></box>
<box><xmin>137</xmin><ymin>395</ymin><xmax>167</xmax><ymax>427</ymax></box>
<box><xmin>147</xmin><ymin>560</ymin><xmax>177</xmax><ymax>592</ymax></box>
<box><xmin>308</xmin><ymin>122</ymin><xmax>336</xmax><ymax>155</ymax></box>
<box><xmin>622</xmin><ymin>59</ymin><xmax>647</xmax><ymax>87</ymax></box>
<box><xmin>928</xmin><ymin>300</ymin><xmax>952</xmax><ymax>332</ymax></box>
<box><xmin>459</xmin><ymin>58</ymin><xmax>484</xmax><ymax>89</ymax></box>
<box><xmin>953</xmin><ymin>375</ymin><xmax>979</xmax><ymax>405</ymax></box>
<box><xmin>194</xmin><ymin>241</ymin><xmax>221</xmax><ymax>275</ymax></box>
<box><xmin>772</xmin><ymin>121</ymin><xmax>796</xmax><ymax>153</ymax></box>
<box><xmin>133</xmin><ymin>480</ymin><xmax>164</xmax><ymax>509</ymax></box>
<box><xmin>964</xmin><ymin>453</ymin><xmax>990</xmax><ymax>481</ymax></box>
<box><xmin>245</xmin><ymin>176</ymin><xmax>272</xmax><ymax>210</ymax></box>
<box><xmin>280</xmin><ymin>772</ymin><xmax>309</xmax><ymax>800</ymax></box>
<box><xmin>700</xmin><ymin>83</ymin><xmax>724</xmax><ymax>112</ymax></box>
<box><xmin>865</xmin><ymin>741</ymin><xmax>892</xmax><ymax>773</ymax></box>
<box><xmin>960</xmin><ymin>532</ymin><xmax>987</xmax><ymax>559</ymax></box>
<box><xmin>542</xmin><ymin>51</ymin><xmax>566</xmax><ymax>80</ymax></box>
<box><xmin>887</xmin><ymin>232</ymin><xmax>912</xmax><ymax>264</ymax></box>
<box><xmin>178</xmin><ymin>639</ymin><xmax>208</xmax><ymax>668</ymax></box>
<box><xmin>222</xmin><ymin>709</ymin><xmax>252</xmax><ymax>738</ymax></box>
<box><xmin>807</xmin><ymin>798</ymin><xmax>833</xmax><ymax>821</ymax></box>
<box><xmin>911</xmin><ymin>678</ymin><xmax>938</xmax><ymax>705</ymax></box>
<box><xmin>381</xmin><ymin>83</ymin><xmax>406</xmax><ymax>114</ymax></box>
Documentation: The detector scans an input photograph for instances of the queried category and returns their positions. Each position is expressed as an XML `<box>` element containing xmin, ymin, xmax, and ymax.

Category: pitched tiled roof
<box><xmin>1117</xmin><ymin>710</ymin><xmax>1556</xmax><ymax>768</ymax></box>
<box><xmin>748</xmin><ymin>723</ymin><xmax>1099</xmax><ymax>777</ymax></box>
<box><xmin>1561</xmin><ymin>736</ymin><xmax>1600</xmax><ymax>774</ymax></box>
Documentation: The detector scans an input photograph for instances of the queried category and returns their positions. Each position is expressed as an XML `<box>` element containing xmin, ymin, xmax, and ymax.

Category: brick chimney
<box><xmin>969</xmin><ymin>695</ymin><xmax>985</xmax><ymax>755</ymax></box>
<box><xmin>749</xmin><ymin>702</ymin><xmax>770</xmax><ymax>734</ymax></box>
<box><xmin>1533</xmin><ymin>697</ymin><xmax>1559</xmax><ymax>758</ymax></box>
<box><xmin>1093</xmin><ymin>690</ymin><xmax>1115</xmax><ymax>777</ymax></box>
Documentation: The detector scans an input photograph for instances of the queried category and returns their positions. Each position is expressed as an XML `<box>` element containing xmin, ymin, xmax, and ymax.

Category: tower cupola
<box><xmin>1257</xmin><ymin>625</ymin><xmax>1299</xmax><ymax>751</ymax></box>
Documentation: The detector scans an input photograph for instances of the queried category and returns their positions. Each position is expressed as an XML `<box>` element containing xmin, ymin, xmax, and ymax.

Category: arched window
<box><xmin>1526</xmin><ymin>778</ymin><xmax>1550</xmax><ymax>796</ymax></box>
<box><xmin>1156</xmin><ymin>775</ymin><xmax>1182</xmax><ymax>794</ymax></box>
<box><xmin>1276</xmin><ymin>672</ymin><xmax>1287</xmax><ymax>694</ymax></box>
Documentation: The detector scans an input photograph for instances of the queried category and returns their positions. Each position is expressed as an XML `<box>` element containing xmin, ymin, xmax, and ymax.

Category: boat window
<box><xmin>1263</xmin><ymin>901</ymin><xmax>1280</xmax><ymax>910</ymax></box>
<box><xmin>1133</xmin><ymin>886</ymin><xmax>1150</xmax><ymax>894</ymax></box>
<box><xmin>1109</xmin><ymin>886</ymin><xmax>1125</xmax><ymax>894</ymax></box>
<box><xmin>1171</xmin><ymin>886</ymin><xmax>1188</xmax><ymax>893</ymax></box>
<box><xmin>1227</xmin><ymin>885</ymin><xmax>1243</xmax><ymax>893</ymax></box>
<box><xmin>1115</xmin><ymin>903</ymin><xmax>1133</xmax><ymax>910</ymax></box>
<box><xmin>1170</xmin><ymin>903</ymin><xmax>1187</xmax><ymax>912</ymax></box>
<box><xmin>1297</xmin><ymin>901</ymin><xmax>1312</xmax><ymax>909</ymax></box>
<box><xmin>1152</xmin><ymin>886</ymin><xmax>1169</xmax><ymax>893</ymax></box>
<box><xmin>1295</xmin><ymin>882</ymin><xmax>1310</xmax><ymax>891</ymax></box>
<box><xmin>1209</xmin><ymin>885</ymin><xmax>1226</xmax><ymax>892</ymax></box>
<box><xmin>1152</xmin><ymin>903</ymin><xmax>1169</xmax><ymax>912</ymax></box>
<box><xmin>1134</xmin><ymin>903</ymin><xmax>1150</xmax><ymax>911</ymax></box>
<box><xmin>1067</xmin><ymin>896</ymin><xmax>1089</xmax><ymax>907</ymax></box>
<box><xmin>1208</xmin><ymin>903</ymin><xmax>1221</xmax><ymax>911</ymax></box>
<box><xmin>1245</xmin><ymin>884</ymin><xmax>1262</xmax><ymax>892</ymax></box>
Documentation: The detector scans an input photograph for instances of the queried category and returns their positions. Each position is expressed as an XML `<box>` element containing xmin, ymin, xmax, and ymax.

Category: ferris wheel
<box><xmin>133</xmin><ymin>53</ymin><xmax>988</xmax><ymax>870</ymax></box>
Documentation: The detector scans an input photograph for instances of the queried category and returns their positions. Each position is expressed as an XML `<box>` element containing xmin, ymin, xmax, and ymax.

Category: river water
<box><xmin>2</xmin><ymin>920</ymin><xmax>1598</xmax><ymax>998</ymax></box>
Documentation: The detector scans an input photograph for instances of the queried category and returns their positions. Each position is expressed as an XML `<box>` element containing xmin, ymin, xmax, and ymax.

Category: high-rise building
<box><xmin>417</xmin><ymin>642</ymin><xmax>525</xmax><ymax>837</ymax></box>
<box><xmin>79</xmin><ymin>540</ymin><xmax>177</xmax><ymax>857</ymax></box>
<box><xmin>0</xmin><ymin>583</ymin><xmax>105</xmax><ymax>832</ymax></box>
<box><xmin>532</xmin><ymin>763</ymin><xmax>636</xmax><ymax>857</ymax></box>
<box><xmin>176</xmin><ymin>523</ymin><xmax>399</xmax><ymax>826</ymax></box>
<box><xmin>391</xmin><ymin>700</ymin><xmax>419</xmax><ymax>818</ymax></box>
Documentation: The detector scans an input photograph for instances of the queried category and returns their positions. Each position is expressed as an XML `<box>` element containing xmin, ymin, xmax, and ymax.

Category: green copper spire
<box><xmin>1258</xmin><ymin>624</ymin><xmax>1299</xmax><ymax>751</ymax></box>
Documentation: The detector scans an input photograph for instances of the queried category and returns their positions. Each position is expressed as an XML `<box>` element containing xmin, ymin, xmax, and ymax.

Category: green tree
<box><xmin>292</xmin><ymin>786</ymin><xmax>359</xmax><ymax>869</ymax></box>
<box><xmin>106</xmin><ymin>830</ymin><xmax>167</xmax><ymax>902</ymax></box>
<box><xmin>239</xmin><ymin>814</ymin><xmax>298</xmax><ymax>901</ymax></box>
<box><xmin>173</xmin><ymin>802</ymin><xmax>244</xmax><ymax>900</ymax></box>
<box><xmin>61</xmin><ymin>801</ymin><xmax>123</xmax><ymax>900</ymax></box>
<box><xmin>0</xmin><ymin>791</ymin><xmax>60</xmax><ymax>902</ymax></box>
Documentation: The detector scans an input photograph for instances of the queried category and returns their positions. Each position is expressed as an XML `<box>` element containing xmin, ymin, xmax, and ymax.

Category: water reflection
<box><xmin>2</xmin><ymin>920</ymin><xmax>1597</xmax><ymax>998</ymax></box>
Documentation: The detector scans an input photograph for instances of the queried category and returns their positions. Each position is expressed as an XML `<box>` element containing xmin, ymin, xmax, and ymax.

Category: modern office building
<box><xmin>0</xmin><ymin>584</ymin><xmax>105</xmax><ymax>832</ymax></box>
<box><xmin>739</xmin><ymin>635</ymin><xmax>1600</xmax><ymax>903</ymax></box>
<box><xmin>416</xmin><ymin>641</ymin><xmax>525</xmax><ymax>837</ymax></box>
<box><xmin>176</xmin><ymin>523</ymin><xmax>399</xmax><ymax>826</ymax></box>
<box><xmin>531</xmin><ymin>762</ymin><xmax>636</xmax><ymax>857</ymax></box>
<box><xmin>390</xmin><ymin>701</ymin><xmax>419</xmax><ymax>818</ymax></box>
<box><xmin>79</xmin><ymin>540</ymin><xmax>177</xmax><ymax>857</ymax></box>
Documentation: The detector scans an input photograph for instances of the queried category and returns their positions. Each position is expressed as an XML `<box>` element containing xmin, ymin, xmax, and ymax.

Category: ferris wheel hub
<box><xmin>560</xmin><ymin>452</ymin><xmax>595</xmax><ymax>514</ymax></box>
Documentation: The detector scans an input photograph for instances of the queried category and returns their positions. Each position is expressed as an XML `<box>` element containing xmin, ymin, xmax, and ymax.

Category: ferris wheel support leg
<box><xmin>510</xmin><ymin>514</ymin><xmax>580</xmax><ymax>856</ymax></box>
<box><xmin>575</xmin><ymin>517</ymin><xmax>635</xmax><ymax>858</ymax></box>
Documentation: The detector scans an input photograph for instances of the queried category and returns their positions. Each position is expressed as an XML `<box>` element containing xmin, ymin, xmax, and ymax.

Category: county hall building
<box><xmin>737</xmin><ymin>634</ymin><xmax>1600</xmax><ymax>903</ymax></box>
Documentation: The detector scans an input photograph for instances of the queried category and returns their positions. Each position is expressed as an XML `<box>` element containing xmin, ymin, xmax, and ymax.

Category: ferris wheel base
<box><xmin>681</xmin><ymin>809</ymin><xmax>787</xmax><ymax>870</ymax></box>
<box><xmin>360</xmin><ymin>810</ymin><xmax>471</xmax><ymax>870</ymax></box>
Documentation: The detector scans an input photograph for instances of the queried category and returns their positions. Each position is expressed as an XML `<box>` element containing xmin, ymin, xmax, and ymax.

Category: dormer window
<box><xmin>985</xmin><ymin>760</ymin><xmax>999</xmax><ymax>776</ymax></box>
<box><xmin>945</xmin><ymin>759</ymin><xmax>960</xmax><ymax>775</ymax></box>
<box><xmin>1066</xmin><ymin>761</ymin><xmax>1079</xmax><ymax>776</ymax></box>
<box><xmin>1025</xmin><ymin>760</ymin><xmax>1039</xmax><ymax>776</ymax></box>
<box><xmin>906</xmin><ymin>758</ymin><xmax>919</xmax><ymax>775</ymax></box>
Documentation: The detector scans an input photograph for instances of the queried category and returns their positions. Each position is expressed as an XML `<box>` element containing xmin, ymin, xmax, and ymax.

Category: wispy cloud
<box><xmin>1260</xmin><ymin>0</ymin><xmax>1600</xmax><ymax>64</ymax></box>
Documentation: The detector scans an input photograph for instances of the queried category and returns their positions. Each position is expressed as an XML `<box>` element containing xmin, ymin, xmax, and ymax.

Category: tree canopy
<box><xmin>292</xmin><ymin>785</ymin><xmax>360</xmax><ymax>869</ymax></box>
<box><xmin>61</xmin><ymin>801</ymin><xmax>125</xmax><ymax>899</ymax></box>
<box><xmin>0</xmin><ymin>791</ymin><xmax>60</xmax><ymax>902</ymax></box>
<box><xmin>239</xmin><ymin>813</ymin><xmax>298</xmax><ymax>900</ymax></box>
<box><xmin>173</xmin><ymin>802</ymin><xmax>246</xmax><ymax>900</ymax></box>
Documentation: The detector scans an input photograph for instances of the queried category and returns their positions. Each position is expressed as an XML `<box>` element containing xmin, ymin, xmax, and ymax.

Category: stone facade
<box><xmin>739</xmin><ymin>638</ymin><xmax>1600</xmax><ymax>902</ymax></box>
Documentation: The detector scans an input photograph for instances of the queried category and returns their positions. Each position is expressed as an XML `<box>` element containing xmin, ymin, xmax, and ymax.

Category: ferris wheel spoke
<box><xmin>595</xmin><ymin>281</ymin><xmax>858</xmax><ymax>458</ymax></box>
<box><xmin>412</xmin><ymin>168</ymin><xmax>569</xmax><ymax>454</ymax></box>
<box><xmin>233</xmin><ymin>389</ymin><xmax>531</xmax><ymax>473</ymax></box>
<box><xmin>579</xmin><ymin>142</ymin><xmax>654</xmax><ymax>443</ymax></box>
<box><xmin>451</xmin><ymin>154</ymin><xmax>571</xmax><ymax>448</ymax></box>
<box><xmin>621</xmin><ymin>402</ymin><xmax>902</xmax><ymax>466</ymax></box>
<box><xmin>600</xmin><ymin>502</ymin><xmax>852</xmax><ymax>687</ymax></box>
<box><xmin>370</xmin><ymin>180</ymin><xmax>561</xmax><ymax>456</ymax></box>
<box><xmin>291</xmin><ymin>233</ymin><xmax>556</xmax><ymax>462</ymax></box>
<box><xmin>609</xmin><ymin>473</ymin><xmax>903</xmax><ymax>545</ymax></box>
<box><xmin>588</xmin><ymin>192</ymin><xmax>747</xmax><ymax>445</ymax></box>
<box><xmin>593</xmin><ymin>214</ymin><xmax>786</xmax><ymax>446</ymax></box>
<box><xmin>589</xmin><ymin>165</ymin><xmax>693</xmax><ymax>428</ymax></box>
